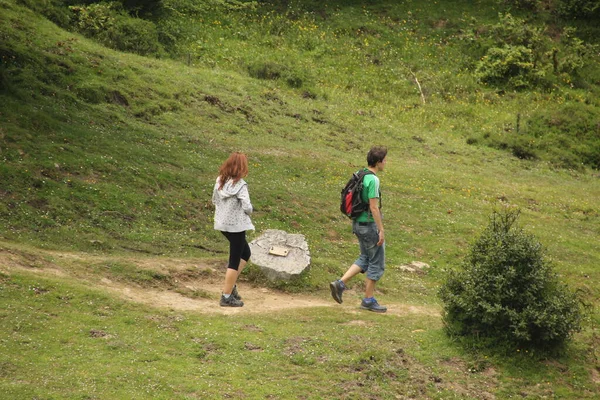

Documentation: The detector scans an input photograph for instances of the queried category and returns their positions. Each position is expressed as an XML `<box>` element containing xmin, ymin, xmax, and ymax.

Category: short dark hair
<box><xmin>367</xmin><ymin>146</ymin><xmax>387</xmax><ymax>167</ymax></box>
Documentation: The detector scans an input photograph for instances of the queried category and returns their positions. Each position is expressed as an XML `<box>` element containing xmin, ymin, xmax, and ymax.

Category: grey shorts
<box><xmin>352</xmin><ymin>221</ymin><xmax>385</xmax><ymax>281</ymax></box>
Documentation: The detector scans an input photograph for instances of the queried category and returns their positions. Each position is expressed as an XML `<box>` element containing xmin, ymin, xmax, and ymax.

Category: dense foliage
<box><xmin>439</xmin><ymin>209</ymin><xmax>583</xmax><ymax>349</ymax></box>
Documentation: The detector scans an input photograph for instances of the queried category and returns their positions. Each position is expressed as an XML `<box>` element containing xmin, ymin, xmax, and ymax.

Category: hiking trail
<box><xmin>0</xmin><ymin>246</ymin><xmax>440</xmax><ymax>317</ymax></box>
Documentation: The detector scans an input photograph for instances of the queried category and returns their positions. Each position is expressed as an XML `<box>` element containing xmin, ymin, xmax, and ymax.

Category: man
<box><xmin>330</xmin><ymin>146</ymin><xmax>388</xmax><ymax>313</ymax></box>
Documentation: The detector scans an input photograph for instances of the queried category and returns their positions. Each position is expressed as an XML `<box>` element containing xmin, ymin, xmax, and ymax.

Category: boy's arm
<box><xmin>369</xmin><ymin>198</ymin><xmax>384</xmax><ymax>246</ymax></box>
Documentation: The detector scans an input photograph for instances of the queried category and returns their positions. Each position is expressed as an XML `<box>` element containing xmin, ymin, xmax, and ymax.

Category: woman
<box><xmin>212</xmin><ymin>152</ymin><xmax>255</xmax><ymax>307</ymax></box>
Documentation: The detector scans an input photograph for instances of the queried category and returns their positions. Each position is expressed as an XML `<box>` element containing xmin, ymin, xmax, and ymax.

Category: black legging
<box><xmin>221</xmin><ymin>231</ymin><xmax>251</xmax><ymax>271</ymax></box>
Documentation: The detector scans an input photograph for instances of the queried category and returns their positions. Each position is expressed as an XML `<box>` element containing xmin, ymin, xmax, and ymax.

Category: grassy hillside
<box><xmin>1</xmin><ymin>0</ymin><xmax>600</xmax><ymax>398</ymax></box>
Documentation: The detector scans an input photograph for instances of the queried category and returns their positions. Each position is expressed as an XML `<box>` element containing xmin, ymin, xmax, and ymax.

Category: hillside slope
<box><xmin>1</xmin><ymin>1</ymin><xmax>600</xmax><ymax>398</ymax></box>
<box><xmin>1</xmin><ymin>0</ymin><xmax>599</xmax><ymax>293</ymax></box>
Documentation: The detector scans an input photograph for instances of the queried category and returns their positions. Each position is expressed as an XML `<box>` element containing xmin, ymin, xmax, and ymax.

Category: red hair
<box><xmin>218</xmin><ymin>152</ymin><xmax>249</xmax><ymax>189</ymax></box>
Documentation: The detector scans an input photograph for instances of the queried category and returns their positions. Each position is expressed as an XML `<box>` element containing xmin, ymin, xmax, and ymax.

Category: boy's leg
<box><xmin>365</xmin><ymin>277</ymin><xmax>376</xmax><ymax>298</ymax></box>
<box><xmin>361</xmin><ymin>274</ymin><xmax>387</xmax><ymax>313</ymax></box>
<box><xmin>340</xmin><ymin>264</ymin><xmax>363</xmax><ymax>284</ymax></box>
<box><xmin>330</xmin><ymin>264</ymin><xmax>364</xmax><ymax>304</ymax></box>
<box><xmin>361</xmin><ymin>240</ymin><xmax>386</xmax><ymax>312</ymax></box>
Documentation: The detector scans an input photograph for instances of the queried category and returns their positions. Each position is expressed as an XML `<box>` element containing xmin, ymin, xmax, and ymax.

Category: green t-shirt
<box><xmin>354</xmin><ymin>168</ymin><xmax>381</xmax><ymax>223</ymax></box>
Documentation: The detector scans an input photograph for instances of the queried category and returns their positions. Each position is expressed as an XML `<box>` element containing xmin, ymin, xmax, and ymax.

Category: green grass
<box><xmin>1</xmin><ymin>270</ymin><xmax>598</xmax><ymax>399</ymax></box>
<box><xmin>1</xmin><ymin>0</ymin><xmax>600</xmax><ymax>398</ymax></box>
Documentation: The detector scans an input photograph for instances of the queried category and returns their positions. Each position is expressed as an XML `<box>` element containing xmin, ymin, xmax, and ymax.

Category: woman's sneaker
<box><xmin>231</xmin><ymin>285</ymin><xmax>242</xmax><ymax>301</ymax></box>
<box><xmin>220</xmin><ymin>294</ymin><xmax>244</xmax><ymax>307</ymax></box>
<box><xmin>360</xmin><ymin>298</ymin><xmax>387</xmax><ymax>313</ymax></box>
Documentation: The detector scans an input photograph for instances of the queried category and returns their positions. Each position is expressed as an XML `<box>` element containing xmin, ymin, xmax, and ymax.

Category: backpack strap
<box><xmin>356</xmin><ymin>169</ymin><xmax>381</xmax><ymax>212</ymax></box>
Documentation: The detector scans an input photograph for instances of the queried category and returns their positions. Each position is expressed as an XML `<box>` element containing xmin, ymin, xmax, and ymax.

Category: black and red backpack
<box><xmin>340</xmin><ymin>170</ymin><xmax>374</xmax><ymax>219</ymax></box>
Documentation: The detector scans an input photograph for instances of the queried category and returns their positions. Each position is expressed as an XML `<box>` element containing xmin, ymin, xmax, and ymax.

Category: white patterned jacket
<box><xmin>212</xmin><ymin>177</ymin><xmax>255</xmax><ymax>232</ymax></box>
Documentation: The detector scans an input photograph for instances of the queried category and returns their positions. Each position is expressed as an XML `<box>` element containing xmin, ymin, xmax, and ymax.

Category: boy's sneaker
<box><xmin>360</xmin><ymin>298</ymin><xmax>387</xmax><ymax>313</ymax></box>
<box><xmin>329</xmin><ymin>280</ymin><xmax>345</xmax><ymax>304</ymax></box>
<box><xmin>220</xmin><ymin>294</ymin><xmax>244</xmax><ymax>307</ymax></box>
<box><xmin>231</xmin><ymin>285</ymin><xmax>242</xmax><ymax>301</ymax></box>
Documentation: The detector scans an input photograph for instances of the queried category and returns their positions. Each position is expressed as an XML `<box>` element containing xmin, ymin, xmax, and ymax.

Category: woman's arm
<box><xmin>238</xmin><ymin>184</ymin><xmax>253</xmax><ymax>215</ymax></box>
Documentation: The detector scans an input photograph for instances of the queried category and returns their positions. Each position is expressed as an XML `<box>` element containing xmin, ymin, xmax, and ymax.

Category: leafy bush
<box><xmin>69</xmin><ymin>2</ymin><xmax>162</xmax><ymax>56</ymax></box>
<box><xmin>119</xmin><ymin>0</ymin><xmax>163</xmax><ymax>16</ymax></box>
<box><xmin>467</xmin><ymin>13</ymin><xmax>597</xmax><ymax>90</ymax></box>
<box><xmin>500</xmin><ymin>0</ymin><xmax>600</xmax><ymax>20</ymax></box>
<box><xmin>487</xmin><ymin>13</ymin><xmax>546</xmax><ymax>50</ymax></box>
<box><xmin>109</xmin><ymin>16</ymin><xmax>162</xmax><ymax>55</ymax></box>
<box><xmin>475</xmin><ymin>45</ymin><xmax>544</xmax><ymax>89</ymax></box>
<box><xmin>555</xmin><ymin>0</ymin><xmax>600</xmax><ymax>19</ymax></box>
<box><xmin>556</xmin><ymin>27</ymin><xmax>597</xmax><ymax>80</ymax></box>
<box><xmin>468</xmin><ymin>14</ymin><xmax>550</xmax><ymax>89</ymax></box>
<box><xmin>439</xmin><ymin>209</ymin><xmax>583</xmax><ymax>349</ymax></box>
<box><xmin>500</xmin><ymin>0</ymin><xmax>542</xmax><ymax>10</ymax></box>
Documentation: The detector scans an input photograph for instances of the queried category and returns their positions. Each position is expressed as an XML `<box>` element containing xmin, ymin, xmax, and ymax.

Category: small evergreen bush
<box><xmin>439</xmin><ymin>209</ymin><xmax>583</xmax><ymax>349</ymax></box>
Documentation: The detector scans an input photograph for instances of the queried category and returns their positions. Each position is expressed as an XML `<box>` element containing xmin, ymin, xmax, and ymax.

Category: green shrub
<box><xmin>69</xmin><ymin>3</ymin><xmax>118</xmax><ymax>36</ymax></box>
<box><xmin>16</xmin><ymin>0</ymin><xmax>72</xmax><ymax>27</ymax></box>
<box><xmin>556</xmin><ymin>27</ymin><xmax>597</xmax><ymax>80</ymax></box>
<box><xmin>499</xmin><ymin>0</ymin><xmax>542</xmax><ymax>10</ymax></box>
<box><xmin>110</xmin><ymin>15</ymin><xmax>162</xmax><ymax>55</ymax></box>
<box><xmin>467</xmin><ymin>14</ymin><xmax>550</xmax><ymax>89</ymax></box>
<box><xmin>475</xmin><ymin>45</ymin><xmax>544</xmax><ymax>89</ymax></box>
<box><xmin>69</xmin><ymin>2</ymin><xmax>162</xmax><ymax>56</ymax></box>
<box><xmin>466</xmin><ymin>13</ymin><xmax>597</xmax><ymax>90</ymax></box>
<box><xmin>555</xmin><ymin>0</ymin><xmax>600</xmax><ymax>19</ymax></box>
<box><xmin>439</xmin><ymin>209</ymin><xmax>583</xmax><ymax>349</ymax></box>
<box><xmin>487</xmin><ymin>13</ymin><xmax>546</xmax><ymax>50</ymax></box>
<box><xmin>119</xmin><ymin>0</ymin><xmax>163</xmax><ymax>16</ymax></box>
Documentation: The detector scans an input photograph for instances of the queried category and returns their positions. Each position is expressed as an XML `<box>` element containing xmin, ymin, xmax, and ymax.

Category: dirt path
<box><xmin>97</xmin><ymin>278</ymin><xmax>439</xmax><ymax>317</ymax></box>
<box><xmin>0</xmin><ymin>246</ymin><xmax>440</xmax><ymax>317</ymax></box>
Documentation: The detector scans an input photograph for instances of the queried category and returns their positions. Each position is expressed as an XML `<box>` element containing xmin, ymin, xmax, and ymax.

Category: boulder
<box><xmin>249</xmin><ymin>229</ymin><xmax>310</xmax><ymax>281</ymax></box>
